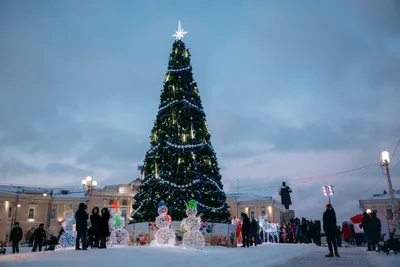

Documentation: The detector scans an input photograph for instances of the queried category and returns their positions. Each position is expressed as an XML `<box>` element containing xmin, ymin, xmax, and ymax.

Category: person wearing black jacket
<box><xmin>9</xmin><ymin>222</ymin><xmax>23</xmax><ymax>253</ymax></box>
<box><xmin>90</xmin><ymin>207</ymin><xmax>101</xmax><ymax>247</ymax></box>
<box><xmin>99</xmin><ymin>207</ymin><xmax>111</xmax><ymax>249</ymax></box>
<box><xmin>250</xmin><ymin>218</ymin><xmax>259</xmax><ymax>246</ymax></box>
<box><xmin>32</xmin><ymin>223</ymin><xmax>46</xmax><ymax>252</ymax></box>
<box><xmin>241</xmin><ymin>213</ymin><xmax>250</xmax><ymax>247</ymax></box>
<box><xmin>369</xmin><ymin>212</ymin><xmax>381</xmax><ymax>251</ymax></box>
<box><xmin>75</xmin><ymin>202</ymin><xmax>89</xmax><ymax>250</ymax></box>
<box><xmin>360</xmin><ymin>212</ymin><xmax>372</xmax><ymax>251</ymax></box>
<box><xmin>323</xmin><ymin>204</ymin><xmax>340</xmax><ymax>257</ymax></box>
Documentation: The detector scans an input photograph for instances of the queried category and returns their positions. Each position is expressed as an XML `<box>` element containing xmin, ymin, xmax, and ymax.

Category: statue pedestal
<box><xmin>280</xmin><ymin>210</ymin><xmax>295</xmax><ymax>224</ymax></box>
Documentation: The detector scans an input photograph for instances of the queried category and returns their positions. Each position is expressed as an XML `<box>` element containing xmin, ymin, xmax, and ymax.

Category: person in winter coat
<box><xmin>99</xmin><ymin>207</ymin><xmax>111</xmax><ymax>249</ymax></box>
<box><xmin>342</xmin><ymin>222</ymin><xmax>352</xmax><ymax>247</ymax></box>
<box><xmin>323</xmin><ymin>204</ymin><xmax>340</xmax><ymax>257</ymax></box>
<box><xmin>75</xmin><ymin>203</ymin><xmax>89</xmax><ymax>250</ymax></box>
<box><xmin>314</xmin><ymin>220</ymin><xmax>322</xmax><ymax>246</ymax></box>
<box><xmin>9</xmin><ymin>222</ymin><xmax>23</xmax><ymax>253</ymax></box>
<box><xmin>32</xmin><ymin>223</ymin><xmax>46</xmax><ymax>252</ymax></box>
<box><xmin>301</xmin><ymin>218</ymin><xmax>308</xmax><ymax>243</ymax></box>
<box><xmin>90</xmin><ymin>207</ymin><xmax>101</xmax><ymax>247</ymax></box>
<box><xmin>369</xmin><ymin>212</ymin><xmax>381</xmax><ymax>251</ymax></box>
<box><xmin>241</xmin><ymin>213</ymin><xmax>250</xmax><ymax>247</ymax></box>
<box><xmin>360</xmin><ymin>212</ymin><xmax>372</xmax><ymax>251</ymax></box>
<box><xmin>250</xmin><ymin>218</ymin><xmax>259</xmax><ymax>246</ymax></box>
<box><xmin>336</xmin><ymin>226</ymin><xmax>342</xmax><ymax>247</ymax></box>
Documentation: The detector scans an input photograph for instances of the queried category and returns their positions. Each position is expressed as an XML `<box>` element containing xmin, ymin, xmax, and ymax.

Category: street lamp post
<box><xmin>323</xmin><ymin>185</ymin><xmax>334</xmax><ymax>204</ymax></box>
<box><xmin>380</xmin><ymin>151</ymin><xmax>400</xmax><ymax>237</ymax></box>
<box><xmin>82</xmin><ymin>176</ymin><xmax>97</xmax><ymax>204</ymax></box>
<box><xmin>45</xmin><ymin>190</ymin><xmax>54</xmax><ymax>229</ymax></box>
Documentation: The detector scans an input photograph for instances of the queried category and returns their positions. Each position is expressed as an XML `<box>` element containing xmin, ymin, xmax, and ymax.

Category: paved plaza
<box><xmin>269</xmin><ymin>246</ymin><xmax>399</xmax><ymax>267</ymax></box>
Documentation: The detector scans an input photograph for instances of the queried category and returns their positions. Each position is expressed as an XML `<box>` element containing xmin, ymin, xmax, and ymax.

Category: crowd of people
<box><xmin>63</xmin><ymin>203</ymin><xmax>111</xmax><ymax>250</ymax></box>
<box><xmin>7</xmin><ymin>202</ymin><xmax>387</xmax><ymax>256</ymax></box>
<box><xmin>360</xmin><ymin>211</ymin><xmax>382</xmax><ymax>251</ymax></box>
<box><xmin>236</xmin><ymin>203</ymin><xmax>364</xmax><ymax>258</ymax></box>
<box><xmin>8</xmin><ymin>202</ymin><xmax>111</xmax><ymax>253</ymax></box>
<box><xmin>236</xmin><ymin>213</ymin><xmax>324</xmax><ymax>247</ymax></box>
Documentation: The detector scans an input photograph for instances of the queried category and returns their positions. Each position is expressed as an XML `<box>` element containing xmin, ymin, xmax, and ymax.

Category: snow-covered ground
<box><xmin>1</xmin><ymin>244</ymin><xmax>398</xmax><ymax>267</ymax></box>
<box><xmin>0</xmin><ymin>243</ymin><xmax>316</xmax><ymax>267</ymax></box>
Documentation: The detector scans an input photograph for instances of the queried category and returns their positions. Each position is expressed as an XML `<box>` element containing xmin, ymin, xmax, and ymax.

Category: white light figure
<box><xmin>181</xmin><ymin>200</ymin><xmax>205</xmax><ymax>250</ymax></box>
<box><xmin>151</xmin><ymin>201</ymin><xmax>176</xmax><ymax>246</ymax></box>
<box><xmin>172</xmin><ymin>21</ymin><xmax>188</xmax><ymax>40</ymax></box>
<box><xmin>258</xmin><ymin>215</ymin><xmax>275</xmax><ymax>243</ymax></box>
<box><xmin>56</xmin><ymin>209</ymin><xmax>76</xmax><ymax>250</ymax></box>
<box><xmin>109</xmin><ymin>202</ymin><xmax>130</xmax><ymax>246</ymax></box>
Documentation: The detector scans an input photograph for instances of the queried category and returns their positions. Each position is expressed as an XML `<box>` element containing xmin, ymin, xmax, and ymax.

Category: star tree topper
<box><xmin>172</xmin><ymin>21</ymin><xmax>187</xmax><ymax>40</ymax></box>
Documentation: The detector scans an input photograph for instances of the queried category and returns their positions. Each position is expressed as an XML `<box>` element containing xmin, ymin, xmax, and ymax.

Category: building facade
<box><xmin>226</xmin><ymin>193</ymin><xmax>282</xmax><ymax>222</ymax></box>
<box><xmin>359</xmin><ymin>190</ymin><xmax>400</xmax><ymax>228</ymax></box>
<box><xmin>0</xmin><ymin>180</ymin><xmax>141</xmax><ymax>242</ymax></box>
<box><xmin>0</xmin><ymin>181</ymin><xmax>283</xmax><ymax>241</ymax></box>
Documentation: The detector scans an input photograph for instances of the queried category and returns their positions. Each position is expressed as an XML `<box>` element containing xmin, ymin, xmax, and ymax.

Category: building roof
<box><xmin>226</xmin><ymin>192</ymin><xmax>275</xmax><ymax>203</ymax></box>
<box><xmin>0</xmin><ymin>185</ymin><xmax>87</xmax><ymax>199</ymax></box>
<box><xmin>364</xmin><ymin>190</ymin><xmax>400</xmax><ymax>200</ymax></box>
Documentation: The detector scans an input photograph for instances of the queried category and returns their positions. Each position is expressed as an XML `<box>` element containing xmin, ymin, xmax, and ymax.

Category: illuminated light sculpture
<box><xmin>181</xmin><ymin>200</ymin><xmax>205</xmax><ymax>250</ymax></box>
<box><xmin>258</xmin><ymin>215</ymin><xmax>279</xmax><ymax>243</ymax></box>
<box><xmin>151</xmin><ymin>201</ymin><xmax>176</xmax><ymax>246</ymax></box>
<box><xmin>109</xmin><ymin>201</ymin><xmax>130</xmax><ymax>246</ymax></box>
<box><xmin>56</xmin><ymin>209</ymin><xmax>76</xmax><ymax>250</ymax></box>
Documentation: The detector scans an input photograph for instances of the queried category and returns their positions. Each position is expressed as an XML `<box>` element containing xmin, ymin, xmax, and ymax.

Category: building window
<box><xmin>108</xmin><ymin>200</ymin><xmax>114</xmax><ymax>206</ymax></box>
<box><xmin>122</xmin><ymin>200</ymin><xmax>128</xmax><ymax>206</ymax></box>
<box><xmin>50</xmin><ymin>205</ymin><xmax>57</xmax><ymax>219</ymax></box>
<box><xmin>8</xmin><ymin>207</ymin><xmax>12</xmax><ymax>218</ymax></box>
<box><xmin>250</xmin><ymin>211</ymin><xmax>254</xmax><ymax>218</ymax></box>
<box><xmin>28</xmin><ymin>208</ymin><xmax>35</xmax><ymax>219</ymax></box>
<box><xmin>261</xmin><ymin>210</ymin><xmax>266</xmax><ymax>216</ymax></box>
<box><xmin>121</xmin><ymin>209</ymin><xmax>127</xmax><ymax>220</ymax></box>
<box><xmin>386</xmin><ymin>207</ymin><xmax>393</xmax><ymax>220</ymax></box>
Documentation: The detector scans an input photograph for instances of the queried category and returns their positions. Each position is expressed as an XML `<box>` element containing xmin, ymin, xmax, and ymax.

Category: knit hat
<box><xmin>326</xmin><ymin>203</ymin><xmax>332</xmax><ymax>209</ymax></box>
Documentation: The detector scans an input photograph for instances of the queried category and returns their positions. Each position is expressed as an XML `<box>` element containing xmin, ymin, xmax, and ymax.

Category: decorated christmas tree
<box><xmin>132</xmin><ymin>22</ymin><xmax>230</xmax><ymax>223</ymax></box>
<box><xmin>56</xmin><ymin>206</ymin><xmax>76</xmax><ymax>250</ymax></box>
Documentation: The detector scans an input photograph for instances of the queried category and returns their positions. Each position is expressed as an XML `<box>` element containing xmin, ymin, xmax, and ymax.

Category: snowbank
<box><xmin>0</xmin><ymin>243</ymin><xmax>316</xmax><ymax>267</ymax></box>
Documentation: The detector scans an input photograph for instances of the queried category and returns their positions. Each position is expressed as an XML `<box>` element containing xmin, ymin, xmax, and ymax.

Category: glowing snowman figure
<box><xmin>181</xmin><ymin>200</ymin><xmax>205</xmax><ymax>250</ymax></box>
<box><xmin>109</xmin><ymin>201</ymin><xmax>130</xmax><ymax>246</ymax></box>
<box><xmin>152</xmin><ymin>201</ymin><xmax>176</xmax><ymax>246</ymax></box>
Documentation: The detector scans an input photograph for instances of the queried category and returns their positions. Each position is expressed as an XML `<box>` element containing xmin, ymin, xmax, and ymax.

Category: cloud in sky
<box><xmin>0</xmin><ymin>0</ymin><xmax>399</xmax><ymax>221</ymax></box>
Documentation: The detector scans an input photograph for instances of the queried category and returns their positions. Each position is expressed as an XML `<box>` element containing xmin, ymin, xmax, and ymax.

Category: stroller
<box><xmin>45</xmin><ymin>236</ymin><xmax>58</xmax><ymax>251</ymax></box>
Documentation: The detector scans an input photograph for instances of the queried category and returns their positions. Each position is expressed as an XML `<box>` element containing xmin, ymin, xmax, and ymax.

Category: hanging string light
<box><xmin>190</xmin><ymin>125</ymin><xmax>195</xmax><ymax>139</ymax></box>
<box><xmin>152</xmin><ymin>132</ymin><xmax>158</xmax><ymax>142</ymax></box>
<box><xmin>155</xmin><ymin>162</ymin><xmax>159</xmax><ymax>178</ymax></box>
